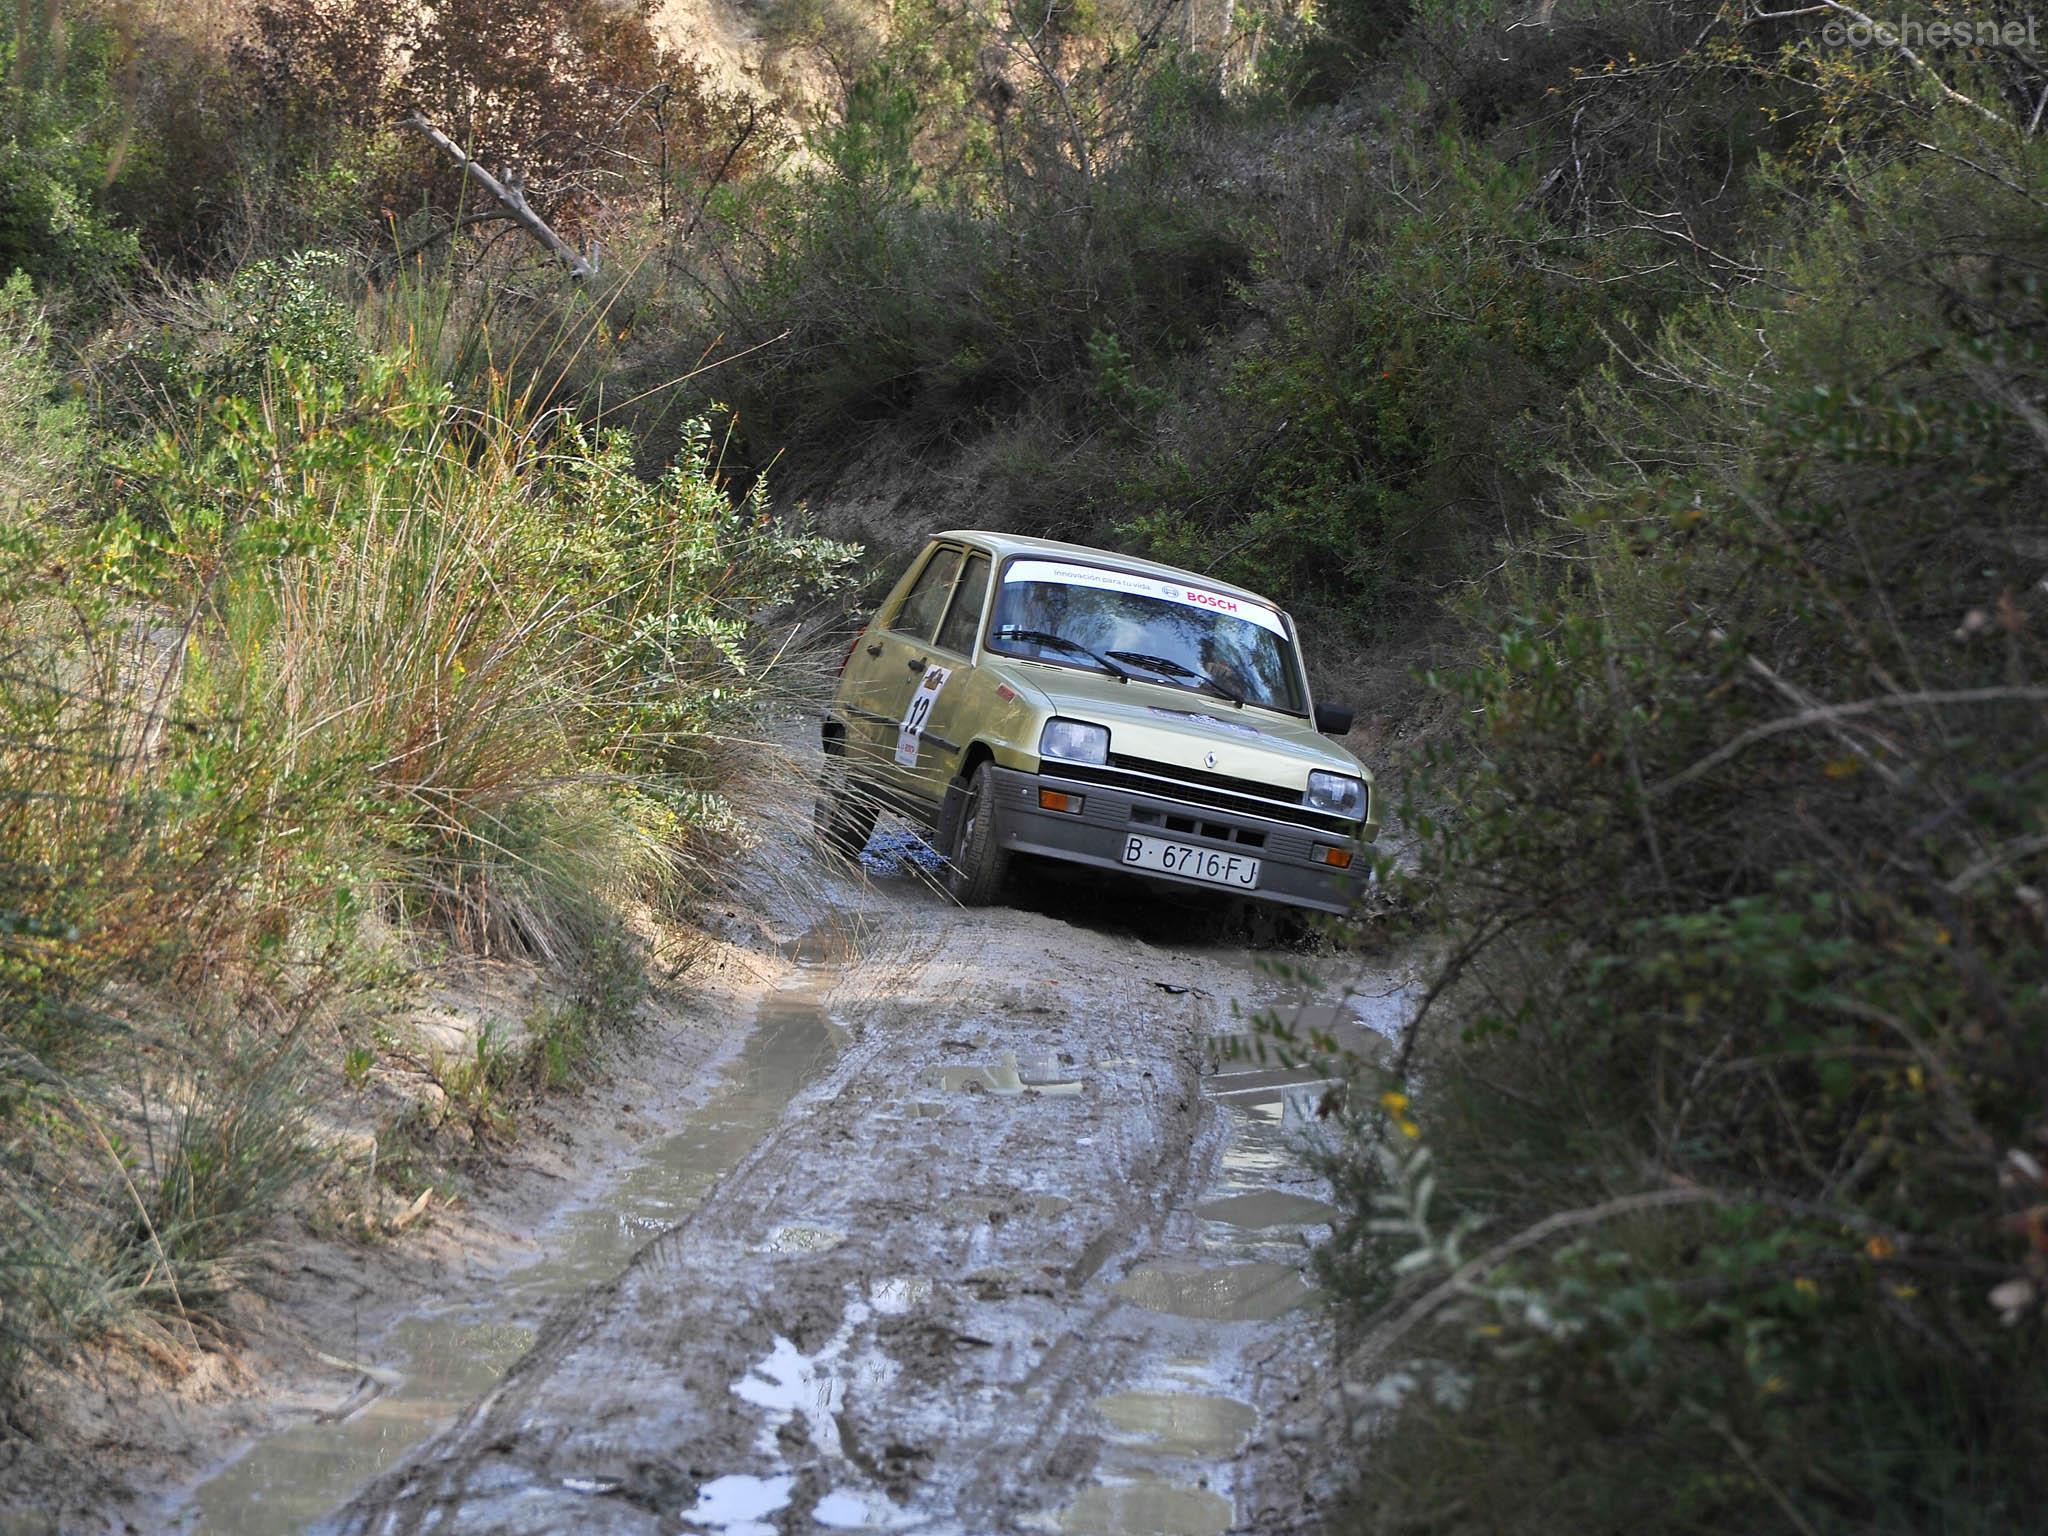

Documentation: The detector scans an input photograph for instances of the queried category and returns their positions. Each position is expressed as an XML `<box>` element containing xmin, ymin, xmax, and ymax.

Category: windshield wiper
<box><xmin>1106</xmin><ymin>651</ymin><xmax>1244</xmax><ymax>708</ymax></box>
<box><xmin>995</xmin><ymin>627</ymin><xmax>1130</xmax><ymax>681</ymax></box>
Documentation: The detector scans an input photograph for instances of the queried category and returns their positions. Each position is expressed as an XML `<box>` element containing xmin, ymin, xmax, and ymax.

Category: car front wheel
<box><xmin>944</xmin><ymin>761</ymin><xmax>1010</xmax><ymax>905</ymax></box>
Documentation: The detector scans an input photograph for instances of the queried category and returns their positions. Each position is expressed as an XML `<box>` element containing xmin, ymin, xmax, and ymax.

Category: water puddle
<box><xmin>1057</xmin><ymin>1479</ymin><xmax>1232</xmax><ymax>1536</ymax></box>
<box><xmin>930</xmin><ymin>1051</ymin><xmax>1085</xmax><ymax>1097</ymax></box>
<box><xmin>1051</xmin><ymin>956</ymin><xmax>1411</xmax><ymax>1536</ymax></box>
<box><xmin>684</xmin><ymin>1472</ymin><xmax>795</xmax><ymax>1535</ymax></box>
<box><xmin>1194</xmin><ymin>1191</ymin><xmax>1337</xmax><ymax>1230</ymax></box>
<box><xmin>1093</xmin><ymin>1391</ymin><xmax>1256</xmax><ymax>1457</ymax></box>
<box><xmin>183</xmin><ymin>935</ymin><xmax>850</xmax><ymax>1535</ymax></box>
<box><xmin>1113</xmin><ymin>1262</ymin><xmax>1315</xmax><ymax>1322</ymax></box>
<box><xmin>757</xmin><ymin>1223</ymin><xmax>847</xmax><ymax>1255</ymax></box>
<box><xmin>1209</xmin><ymin>1089</ymin><xmax>1338</xmax><ymax>1190</ymax></box>
<box><xmin>815</xmin><ymin>1487</ymin><xmax>916</xmax><ymax>1529</ymax></box>
<box><xmin>870</xmin><ymin>1276</ymin><xmax>934</xmax><ymax>1314</ymax></box>
<box><xmin>1206</xmin><ymin>952</ymin><xmax>1418</xmax><ymax>1079</ymax></box>
<box><xmin>733</xmin><ymin>1331</ymin><xmax>850</xmax><ymax>1456</ymax></box>
<box><xmin>717</xmin><ymin>1294</ymin><xmax>910</xmax><ymax>1529</ymax></box>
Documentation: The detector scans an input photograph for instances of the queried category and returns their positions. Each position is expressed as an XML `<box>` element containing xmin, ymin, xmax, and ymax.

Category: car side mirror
<box><xmin>1314</xmin><ymin>702</ymin><xmax>1354</xmax><ymax>737</ymax></box>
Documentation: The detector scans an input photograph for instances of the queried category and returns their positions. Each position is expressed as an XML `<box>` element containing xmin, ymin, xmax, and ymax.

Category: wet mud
<box><xmin>181</xmin><ymin>947</ymin><xmax>849</xmax><ymax>1533</ymax></box>
<box><xmin>166</xmin><ymin>842</ymin><xmax>1415</xmax><ymax>1534</ymax></box>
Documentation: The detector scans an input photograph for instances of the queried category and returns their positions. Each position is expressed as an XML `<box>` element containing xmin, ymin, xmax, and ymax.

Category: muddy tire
<box><xmin>816</xmin><ymin>770</ymin><xmax>878</xmax><ymax>859</ymax></box>
<box><xmin>944</xmin><ymin>762</ymin><xmax>1010</xmax><ymax>906</ymax></box>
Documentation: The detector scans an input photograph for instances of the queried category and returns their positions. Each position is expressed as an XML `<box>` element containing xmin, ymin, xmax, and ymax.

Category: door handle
<box><xmin>865</xmin><ymin>642</ymin><xmax>884</xmax><ymax>657</ymax></box>
<box><xmin>907</xmin><ymin>656</ymin><xmax>929</xmax><ymax>672</ymax></box>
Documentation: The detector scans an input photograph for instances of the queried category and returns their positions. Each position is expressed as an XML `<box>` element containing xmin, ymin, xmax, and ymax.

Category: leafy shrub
<box><xmin>1320</xmin><ymin>109</ymin><xmax>2048</xmax><ymax>1536</ymax></box>
<box><xmin>0</xmin><ymin>3</ymin><xmax>140</xmax><ymax>290</ymax></box>
<box><xmin>397</xmin><ymin>0</ymin><xmax>776</xmax><ymax>228</ymax></box>
<box><xmin>2</xmin><ymin>319</ymin><xmax>856</xmax><ymax>1401</ymax></box>
<box><xmin>0</xmin><ymin>274</ymin><xmax>85</xmax><ymax>522</ymax></box>
<box><xmin>692</xmin><ymin>54</ymin><xmax>1254</xmax><ymax>466</ymax></box>
<box><xmin>1118</xmin><ymin>130</ymin><xmax>1645</xmax><ymax>633</ymax></box>
<box><xmin>99</xmin><ymin>345</ymin><xmax>856</xmax><ymax>957</ymax></box>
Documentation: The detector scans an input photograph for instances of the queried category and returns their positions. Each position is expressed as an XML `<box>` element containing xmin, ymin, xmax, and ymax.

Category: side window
<box><xmin>891</xmin><ymin>547</ymin><xmax>963</xmax><ymax>641</ymax></box>
<box><xmin>934</xmin><ymin>552</ymin><xmax>990</xmax><ymax>656</ymax></box>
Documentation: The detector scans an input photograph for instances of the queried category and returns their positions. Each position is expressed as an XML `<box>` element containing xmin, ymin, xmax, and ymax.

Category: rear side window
<box><xmin>891</xmin><ymin>547</ymin><xmax>963</xmax><ymax>640</ymax></box>
<box><xmin>934</xmin><ymin>552</ymin><xmax>990</xmax><ymax>656</ymax></box>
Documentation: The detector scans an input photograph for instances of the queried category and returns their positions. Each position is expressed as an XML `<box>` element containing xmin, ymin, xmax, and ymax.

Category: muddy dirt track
<box><xmin>178</xmin><ymin>835</ymin><xmax>1414</xmax><ymax>1535</ymax></box>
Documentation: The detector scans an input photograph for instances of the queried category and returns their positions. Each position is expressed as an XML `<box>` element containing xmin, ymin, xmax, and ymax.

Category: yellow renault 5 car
<box><xmin>818</xmin><ymin>532</ymin><xmax>1377</xmax><ymax>913</ymax></box>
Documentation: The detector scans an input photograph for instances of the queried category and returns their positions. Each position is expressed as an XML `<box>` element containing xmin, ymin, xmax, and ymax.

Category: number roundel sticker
<box><xmin>896</xmin><ymin>665</ymin><xmax>951</xmax><ymax>767</ymax></box>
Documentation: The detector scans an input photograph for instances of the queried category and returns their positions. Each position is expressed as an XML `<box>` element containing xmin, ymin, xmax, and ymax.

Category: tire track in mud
<box><xmin>310</xmin><ymin>876</ymin><xmax>1396</xmax><ymax>1536</ymax></box>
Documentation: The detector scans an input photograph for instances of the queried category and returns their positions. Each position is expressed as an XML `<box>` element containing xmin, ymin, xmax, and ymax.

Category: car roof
<box><xmin>931</xmin><ymin>530</ymin><xmax>1282</xmax><ymax>611</ymax></box>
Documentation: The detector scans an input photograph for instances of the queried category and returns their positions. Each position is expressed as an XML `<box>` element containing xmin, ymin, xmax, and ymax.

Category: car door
<box><xmin>899</xmin><ymin>548</ymin><xmax>992</xmax><ymax>803</ymax></box>
<box><xmin>843</xmin><ymin>543</ymin><xmax>964</xmax><ymax>794</ymax></box>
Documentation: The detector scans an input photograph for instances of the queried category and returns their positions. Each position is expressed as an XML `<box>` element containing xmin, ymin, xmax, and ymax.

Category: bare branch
<box><xmin>1365</xmin><ymin>1187</ymin><xmax>1723</xmax><ymax>1360</ymax></box>
<box><xmin>1745</xmin><ymin>3</ymin><xmax>2012</xmax><ymax>129</ymax></box>
<box><xmin>1946</xmin><ymin>832</ymin><xmax>2048</xmax><ymax>894</ymax></box>
<box><xmin>406</xmin><ymin>113</ymin><xmax>596</xmax><ymax>280</ymax></box>
<box><xmin>1652</xmin><ymin>687</ymin><xmax>2048</xmax><ymax>797</ymax></box>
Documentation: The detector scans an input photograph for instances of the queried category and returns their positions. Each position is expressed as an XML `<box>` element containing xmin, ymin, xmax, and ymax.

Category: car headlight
<box><xmin>1306</xmin><ymin>770</ymin><xmax>1367</xmax><ymax>819</ymax></box>
<box><xmin>1040</xmin><ymin>718</ymin><xmax>1109</xmax><ymax>766</ymax></box>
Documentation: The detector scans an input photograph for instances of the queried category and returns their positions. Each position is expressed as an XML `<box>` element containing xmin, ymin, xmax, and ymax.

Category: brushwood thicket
<box><xmin>3</xmin><ymin>0</ymin><xmax>2045</xmax><ymax>1525</ymax></box>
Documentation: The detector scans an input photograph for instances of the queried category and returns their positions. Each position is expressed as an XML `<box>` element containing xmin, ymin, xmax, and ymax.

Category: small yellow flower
<box><xmin>1890</xmin><ymin>1284</ymin><xmax>1919</xmax><ymax>1300</ymax></box>
<box><xmin>1476</xmin><ymin>1324</ymin><xmax>1503</xmax><ymax>1338</ymax></box>
<box><xmin>1865</xmin><ymin>1235</ymin><xmax>1896</xmax><ymax>1260</ymax></box>
<box><xmin>1762</xmin><ymin>1375</ymin><xmax>1786</xmax><ymax>1395</ymax></box>
<box><xmin>1398</xmin><ymin>1118</ymin><xmax>1422</xmax><ymax>1140</ymax></box>
<box><xmin>1906</xmin><ymin>1065</ymin><xmax>1925</xmax><ymax>1092</ymax></box>
<box><xmin>1379</xmin><ymin>1091</ymin><xmax>1410</xmax><ymax>1114</ymax></box>
<box><xmin>1794</xmin><ymin>1277</ymin><xmax>1819</xmax><ymax>1296</ymax></box>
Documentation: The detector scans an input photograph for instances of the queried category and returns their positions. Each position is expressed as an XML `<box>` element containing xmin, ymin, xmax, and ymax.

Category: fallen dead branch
<box><xmin>405</xmin><ymin>114</ymin><xmax>596</xmax><ymax>280</ymax></box>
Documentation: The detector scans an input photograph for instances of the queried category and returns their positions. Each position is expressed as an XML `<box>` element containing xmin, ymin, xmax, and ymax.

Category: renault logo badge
<box><xmin>1204</xmin><ymin>751</ymin><xmax>1217</xmax><ymax>768</ymax></box>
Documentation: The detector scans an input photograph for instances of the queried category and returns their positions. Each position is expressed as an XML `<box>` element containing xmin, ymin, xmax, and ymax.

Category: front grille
<box><xmin>1053</xmin><ymin>759</ymin><xmax>1357</xmax><ymax>836</ymax></box>
<box><xmin>1109</xmin><ymin>753</ymin><xmax>1298</xmax><ymax>804</ymax></box>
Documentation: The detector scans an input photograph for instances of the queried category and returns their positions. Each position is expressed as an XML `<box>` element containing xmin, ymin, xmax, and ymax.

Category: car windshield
<box><xmin>986</xmin><ymin>559</ymin><xmax>1307</xmax><ymax>715</ymax></box>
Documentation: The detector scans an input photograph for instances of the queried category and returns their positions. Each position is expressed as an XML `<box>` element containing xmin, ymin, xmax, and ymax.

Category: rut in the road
<box><xmin>315</xmin><ymin>888</ymin><xmax>1390</xmax><ymax>1535</ymax></box>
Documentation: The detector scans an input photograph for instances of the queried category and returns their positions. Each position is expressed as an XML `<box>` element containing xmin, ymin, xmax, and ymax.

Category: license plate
<box><xmin>1121</xmin><ymin>834</ymin><xmax>1261</xmax><ymax>889</ymax></box>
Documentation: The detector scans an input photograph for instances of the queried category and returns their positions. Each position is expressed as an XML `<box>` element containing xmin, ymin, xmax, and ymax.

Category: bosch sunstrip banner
<box><xmin>1003</xmin><ymin>560</ymin><xmax>1287</xmax><ymax>637</ymax></box>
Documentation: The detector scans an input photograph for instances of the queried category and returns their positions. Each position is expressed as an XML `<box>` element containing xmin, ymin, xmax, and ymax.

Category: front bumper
<box><xmin>983</xmin><ymin>765</ymin><xmax>1367</xmax><ymax>914</ymax></box>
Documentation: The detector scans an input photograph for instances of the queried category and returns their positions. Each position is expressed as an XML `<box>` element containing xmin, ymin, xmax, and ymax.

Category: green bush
<box><xmin>641</xmin><ymin>36</ymin><xmax>1256</xmax><ymax>468</ymax></box>
<box><xmin>98</xmin><ymin>346</ymin><xmax>856</xmax><ymax>956</ymax></box>
<box><xmin>1120</xmin><ymin>132</ymin><xmax>1633</xmax><ymax>631</ymax></box>
<box><xmin>0</xmin><ymin>274</ymin><xmax>85</xmax><ymax>522</ymax></box>
<box><xmin>2</xmin><ymin>320</ymin><xmax>856</xmax><ymax>1401</ymax></box>
<box><xmin>1319</xmin><ymin>114</ymin><xmax>2048</xmax><ymax>1536</ymax></box>
<box><xmin>0</xmin><ymin>5</ymin><xmax>139</xmax><ymax>292</ymax></box>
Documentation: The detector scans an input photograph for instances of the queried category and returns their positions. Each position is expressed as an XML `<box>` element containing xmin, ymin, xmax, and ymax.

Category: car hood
<box><xmin>992</xmin><ymin>662</ymin><xmax>1367</xmax><ymax>789</ymax></box>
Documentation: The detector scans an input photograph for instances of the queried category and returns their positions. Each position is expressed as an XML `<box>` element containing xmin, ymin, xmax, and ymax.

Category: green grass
<box><xmin>0</xmin><ymin>270</ymin><xmax>857</xmax><ymax>1406</ymax></box>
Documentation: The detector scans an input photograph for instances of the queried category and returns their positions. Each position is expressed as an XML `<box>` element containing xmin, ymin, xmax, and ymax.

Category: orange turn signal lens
<box><xmin>1314</xmin><ymin>844</ymin><xmax>1354</xmax><ymax>869</ymax></box>
<box><xmin>1038</xmin><ymin>788</ymin><xmax>1084</xmax><ymax>814</ymax></box>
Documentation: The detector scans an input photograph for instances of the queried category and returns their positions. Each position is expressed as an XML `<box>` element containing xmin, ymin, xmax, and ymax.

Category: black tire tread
<box><xmin>945</xmin><ymin>761</ymin><xmax>1010</xmax><ymax>905</ymax></box>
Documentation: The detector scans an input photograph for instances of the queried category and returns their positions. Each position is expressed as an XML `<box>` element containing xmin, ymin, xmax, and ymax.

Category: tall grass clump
<box><xmin>0</xmin><ymin>266</ymin><xmax>856</xmax><ymax>1409</ymax></box>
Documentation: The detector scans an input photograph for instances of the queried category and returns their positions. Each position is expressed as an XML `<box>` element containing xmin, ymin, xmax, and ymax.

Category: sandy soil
<box><xmin>652</xmin><ymin>0</ymin><xmax>775</xmax><ymax>100</ymax></box>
